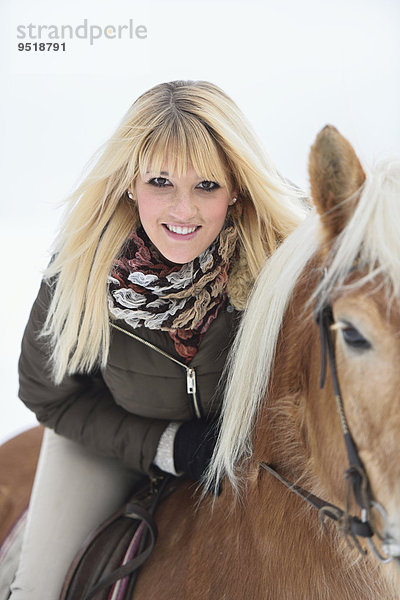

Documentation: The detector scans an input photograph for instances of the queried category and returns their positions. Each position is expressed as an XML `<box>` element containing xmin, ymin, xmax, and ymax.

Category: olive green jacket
<box><xmin>18</xmin><ymin>279</ymin><xmax>240</xmax><ymax>475</ymax></box>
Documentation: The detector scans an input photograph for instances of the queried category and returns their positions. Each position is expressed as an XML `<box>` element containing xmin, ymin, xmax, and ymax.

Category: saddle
<box><xmin>60</xmin><ymin>474</ymin><xmax>177</xmax><ymax>600</ymax></box>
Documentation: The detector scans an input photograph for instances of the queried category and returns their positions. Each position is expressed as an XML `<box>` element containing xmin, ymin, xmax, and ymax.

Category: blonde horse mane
<box><xmin>206</xmin><ymin>158</ymin><xmax>400</xmax><ymax>495</ymax></box>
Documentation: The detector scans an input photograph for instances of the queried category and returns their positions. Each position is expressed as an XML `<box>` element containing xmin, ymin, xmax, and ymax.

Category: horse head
<box><xmin>211</xmin><ymin>125</ymin><xmax>400</xmax><ymax>591</ymax></box>
<box><xmin>308</xmin><ymin>125</ymin><xmax>400</xmax><ymax>566</ymax></box>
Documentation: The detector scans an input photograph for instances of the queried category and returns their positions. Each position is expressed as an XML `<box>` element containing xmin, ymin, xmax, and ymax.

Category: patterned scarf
<box><xmin>107</xmin><ymin>221</ymin><xmax>238</xmax><ymax>362</ymax></box>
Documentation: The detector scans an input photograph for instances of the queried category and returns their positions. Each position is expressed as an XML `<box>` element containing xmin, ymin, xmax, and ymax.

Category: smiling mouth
<box><xmin>164</xmin><ymin>224</ymin><xmax>200</xmax><ymax>235</ymax></box>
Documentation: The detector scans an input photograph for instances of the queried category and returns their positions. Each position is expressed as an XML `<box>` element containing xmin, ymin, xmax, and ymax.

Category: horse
<box><xmin>0</xmin><ymin>427</ymin><xmax>43</xmax><ymax>544</ymax></box>
<box><xmin>1</xmin><ymin>125</ymin><xmax>399</xmax><ymax>599</ymax></box>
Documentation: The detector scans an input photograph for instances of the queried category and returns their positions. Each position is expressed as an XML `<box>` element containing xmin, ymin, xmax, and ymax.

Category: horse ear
<box><xmin>308</xmin><ymin>125</ymin><xmax>366</xmax><ymax>240</ymax></box>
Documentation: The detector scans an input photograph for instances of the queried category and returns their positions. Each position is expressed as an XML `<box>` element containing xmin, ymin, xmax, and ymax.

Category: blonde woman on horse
<box><xmin>9</xmin><ymin>80</ymin><xmax>306</xmax><ymax>599</ymax></box>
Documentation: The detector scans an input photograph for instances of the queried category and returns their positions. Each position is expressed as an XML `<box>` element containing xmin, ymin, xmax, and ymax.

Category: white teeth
<box><xmin>166</xmin><ymin>225</ymin><xmax>197</xmax><ymax>235</ymax></box>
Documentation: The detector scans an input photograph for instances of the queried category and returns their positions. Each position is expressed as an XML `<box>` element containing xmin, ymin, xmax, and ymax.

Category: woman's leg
<box><xmin>10</xmin><ymin>428</ymin><xmax>143</xmax><ymax>600</ymax></box>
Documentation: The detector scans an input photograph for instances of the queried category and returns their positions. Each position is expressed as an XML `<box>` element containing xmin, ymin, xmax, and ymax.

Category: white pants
<box><xmin>10</xmin><ymin>428</ymin><xmax>142</xmax><ymax>600</ymax></box>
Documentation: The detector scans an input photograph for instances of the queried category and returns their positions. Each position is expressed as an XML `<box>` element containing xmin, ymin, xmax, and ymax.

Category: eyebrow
<box><xmin>146</xmin><ymin>170</ymin><xmax>169</xmax><ymax>176</ymax></box>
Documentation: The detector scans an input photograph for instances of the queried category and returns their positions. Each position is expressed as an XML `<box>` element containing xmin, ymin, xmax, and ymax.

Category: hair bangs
<box><xmin>136</xmin><ymin>113</ymin><xmax>232</xmax><ymax>191</ymax></box>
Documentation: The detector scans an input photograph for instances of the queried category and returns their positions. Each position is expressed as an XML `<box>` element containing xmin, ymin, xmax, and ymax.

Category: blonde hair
<box><xmin>205</xmin><ymin>213</ymin><xmax>320</xmax><ymax>496</ymax></box>
<box><xmin>43</xmin><ymin>80</ymin><xmax>306</xmax><ymax>383</ymax></box>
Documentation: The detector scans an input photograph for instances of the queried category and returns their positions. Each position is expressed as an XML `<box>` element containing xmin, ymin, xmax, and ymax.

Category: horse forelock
<box><xmin>314</xmin><ymin>158</ymin><xmax>400</xmax><ymax>311</ymax></box>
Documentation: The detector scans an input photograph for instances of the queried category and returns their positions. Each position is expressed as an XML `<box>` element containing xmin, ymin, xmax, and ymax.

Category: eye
<box><xmin>148</xmin><ymin>177</ymin><xmax>171</xmax><ymax>187</ymax></box>
<box><xmin>341</xmin><ymin>324</ymin><xmax>372</xmax><ymax>351</ymax></box>
<box><xmin>196</xmin><ymin>180</ymin><xmax>220</xmax><ymax>192</ymax></box>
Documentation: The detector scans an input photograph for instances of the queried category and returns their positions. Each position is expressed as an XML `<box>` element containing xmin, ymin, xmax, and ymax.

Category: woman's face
<box><xmin>132</xmin><ymin>163</ymin><xmax>235</xmax><ymax>264</ymax></box>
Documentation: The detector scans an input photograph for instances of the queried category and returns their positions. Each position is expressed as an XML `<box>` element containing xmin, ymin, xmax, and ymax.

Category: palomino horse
<box><xmin>1</xmin><ymin>126</ymin><xmax>400</xmax><ymax>599</ymax></box>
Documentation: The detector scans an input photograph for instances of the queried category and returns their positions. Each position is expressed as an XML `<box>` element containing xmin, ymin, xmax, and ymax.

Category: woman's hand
<box><xmin>173</xmin><ymin>419</ymin><xmax>219</xmax><ymax>485</ymax></box>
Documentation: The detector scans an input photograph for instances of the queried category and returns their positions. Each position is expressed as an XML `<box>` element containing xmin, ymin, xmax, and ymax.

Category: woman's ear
<box><xmin>127</xmin><ymin>184</ymin><xmax>136</xmax><ymax>201</ymax></box>
<box><xmin>228</xmin><ymin>193</ymin><xmax>242</xmax><ymax>220</ymax></box>
<box><xmin>228</xmin><ymin>190</ymin><xmax>239</xmax><ymax>206</ymax></box>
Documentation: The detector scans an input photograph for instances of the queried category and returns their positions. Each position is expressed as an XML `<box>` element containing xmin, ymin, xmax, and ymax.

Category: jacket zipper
<box><xmin>110</xmin><ymin>322</ymin><xmax>202</xmax><ymax>419</ymax></box>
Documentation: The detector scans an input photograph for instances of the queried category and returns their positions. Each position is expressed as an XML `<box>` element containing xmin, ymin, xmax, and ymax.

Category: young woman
<box><xmin>10</xmin><ymin>80</ymin><xmax>306</xmax><ymax>598</ymax></box>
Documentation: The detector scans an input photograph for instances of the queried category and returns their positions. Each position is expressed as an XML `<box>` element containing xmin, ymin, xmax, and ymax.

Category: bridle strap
<box><xmin>315</xmin><ymin>303</ymin><xmax>372</xmax><ymax>511</ymax></box>
<box><xmin>260</xmin><ymin>291</ymin><xmax>376</xmax><ymax>541</ymax></box>
<box><xmin>259</xmin><ymin>462</ymin><xmax>373</xmax><ymax>538</ymax></box>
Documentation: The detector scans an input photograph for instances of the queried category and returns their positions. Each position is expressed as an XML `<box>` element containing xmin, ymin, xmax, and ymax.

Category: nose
<box><xmin>169</xmin><ymin>190</ymin><xmax>198</xmax><ymax>221</ymax></box>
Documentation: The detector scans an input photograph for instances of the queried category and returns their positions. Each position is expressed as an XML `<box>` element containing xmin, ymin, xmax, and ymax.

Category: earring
<box><xmin>232</xmin><ymin>197</ymin><xmax>237</xmax><ymax>204</ymax></box>
<box><xmin>127</xmin><ymin>190</ymin><xmax>134</xmax><ymax>200</ymax></box>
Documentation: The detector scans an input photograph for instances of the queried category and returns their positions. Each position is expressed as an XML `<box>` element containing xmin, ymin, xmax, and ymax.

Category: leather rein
<box><xmin>260</xmin><ymin>280</ymin><xmax>393</xmax><ymax>563</ymax></box>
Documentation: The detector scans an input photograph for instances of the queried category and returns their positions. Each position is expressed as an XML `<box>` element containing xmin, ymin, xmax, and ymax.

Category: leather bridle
<box><xmin>260</xmin><ymin>278</ymin><xmax>394</xmax><ymax>563</ymax></box>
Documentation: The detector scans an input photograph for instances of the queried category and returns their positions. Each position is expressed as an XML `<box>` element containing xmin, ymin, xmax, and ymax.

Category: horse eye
<box><xmin>341</xmin><ymin>326</ymin><xmax>371</xmax><ymax>350</ymax></box>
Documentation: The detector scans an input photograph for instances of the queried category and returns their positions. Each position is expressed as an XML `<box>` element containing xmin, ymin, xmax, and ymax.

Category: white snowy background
<box><xmin>1</xmin><ymin>0</ymin><xmax>399</xmax><ymax>443</ymax></box>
